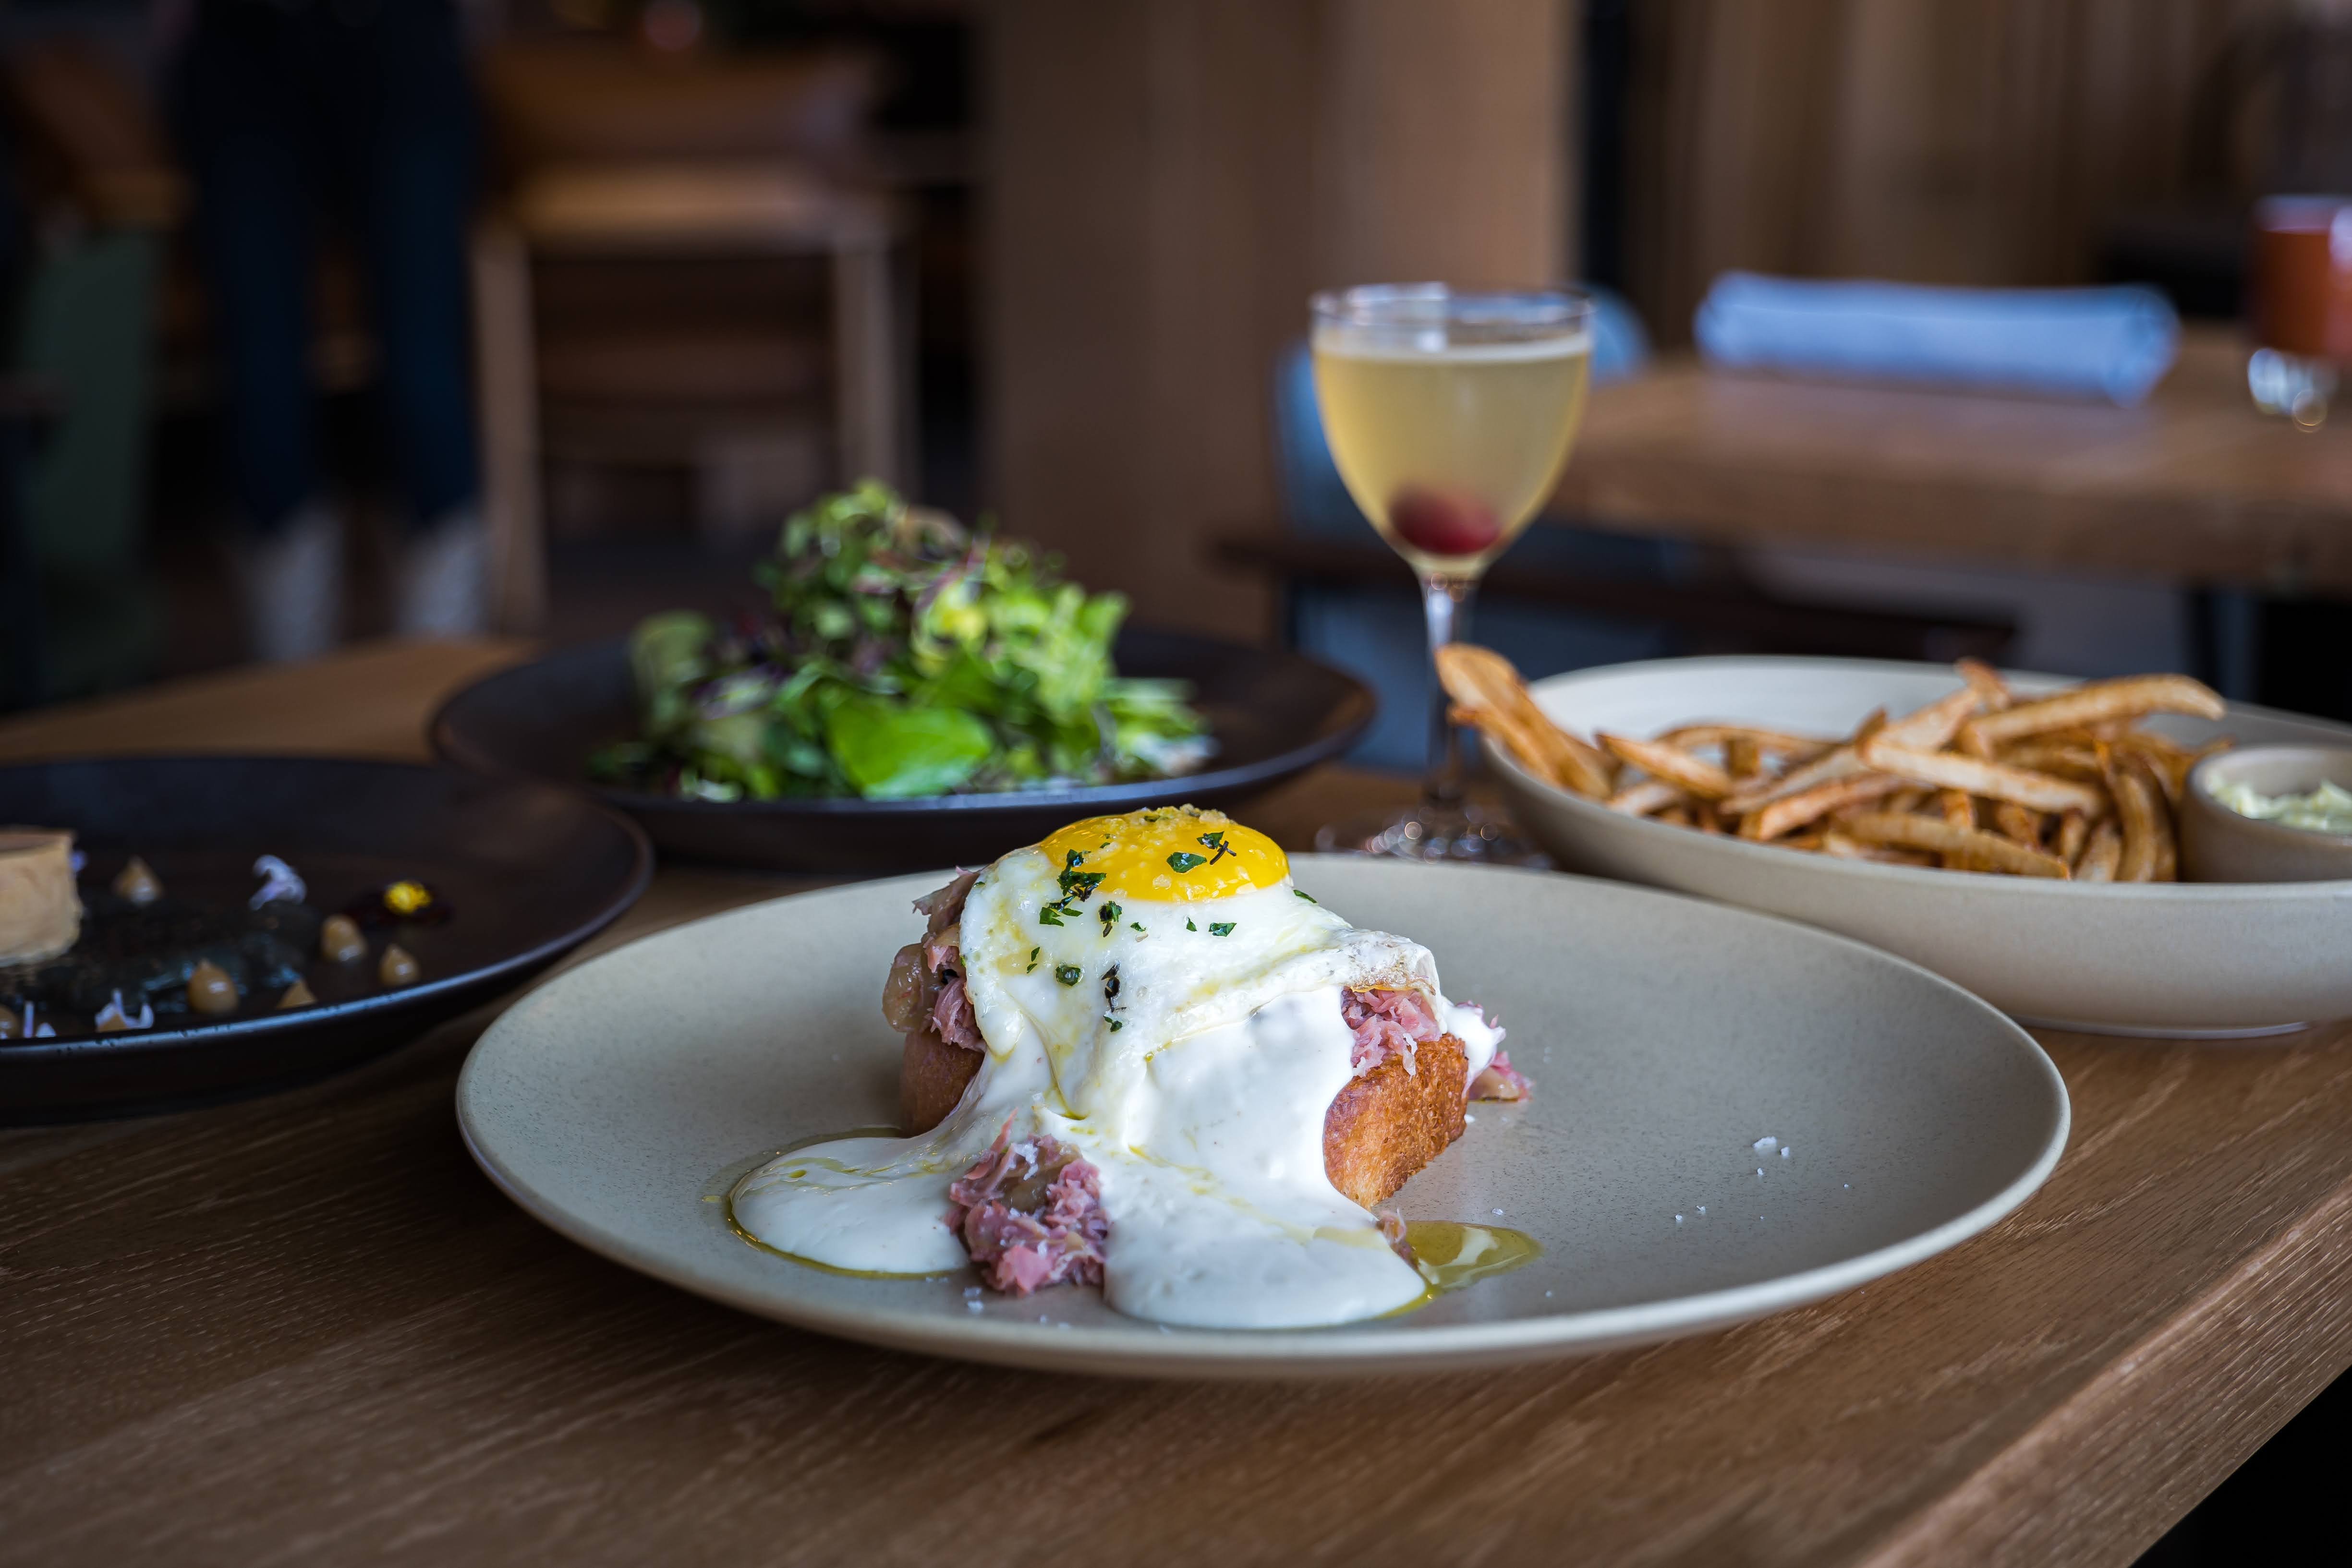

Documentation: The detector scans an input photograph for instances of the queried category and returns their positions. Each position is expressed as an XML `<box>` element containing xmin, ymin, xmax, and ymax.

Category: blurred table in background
<box><xmin>1562</xmin><ymin>325</ymin><xmax>2352</xmax><ymax>595</ymax></box>
<box><xmin>6</xmin><ymin>641</ymin><xmax>2352</xmax><ymax>1565</ymax></box>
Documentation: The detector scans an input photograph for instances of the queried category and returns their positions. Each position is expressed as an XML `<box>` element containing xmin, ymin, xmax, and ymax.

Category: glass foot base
<box><xmin>1312</xmin><ymin>800</ymin><xmax>1552</xmax><ymax>867</ymax></box>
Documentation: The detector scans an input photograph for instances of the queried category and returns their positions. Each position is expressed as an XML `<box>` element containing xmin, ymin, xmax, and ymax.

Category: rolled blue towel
<box><xmin>1694</xmin><ymin>271</ymin><xmax>2181</xmax><ymax>406</ymax></box>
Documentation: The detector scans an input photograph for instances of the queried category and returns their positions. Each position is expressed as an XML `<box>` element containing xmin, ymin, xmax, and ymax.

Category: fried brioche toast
<box><xmin>1321</xmin><ymin>1031</ymin><xmax>1470</xmax><ymax>1206</ymax></box>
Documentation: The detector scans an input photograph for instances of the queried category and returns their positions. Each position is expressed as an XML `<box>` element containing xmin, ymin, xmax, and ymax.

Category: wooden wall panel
<box><xmin>1315</xmin><ymin>0</ymin><xmax>1574</xmax><ymax>289</ymax></box>
<box><xmin>1625</xmin><ymin>0</ymin><xmax>2285</xmax><ymax>344</ymax></box>
<box><xmin>985</xmin><ymin>0</ymin><xmax>1572</xmax><ymax>640</ymax></box>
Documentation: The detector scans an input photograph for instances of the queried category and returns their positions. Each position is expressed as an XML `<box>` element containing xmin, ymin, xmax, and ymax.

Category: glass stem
<box><xmin>1420</xmin><ymin>570</ymin><xmax>1477</xmax><ymax>810</ymax></box>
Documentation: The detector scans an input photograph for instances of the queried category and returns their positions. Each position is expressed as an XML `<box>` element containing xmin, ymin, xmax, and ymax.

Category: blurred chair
<box><xmin>470</xmin><ymin>43</ymin><xmax>909</xmax><ymax>632</ymax></box>
<box><xmin>1226</xmin><ymin>286</ymin><xmax>2014</xmax><ymax>770</ymax></box>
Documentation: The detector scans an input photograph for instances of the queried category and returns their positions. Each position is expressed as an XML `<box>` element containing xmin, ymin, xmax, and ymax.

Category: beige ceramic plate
<box><xmin>1488</xmin><ymin>657</ymin><xmax>2352</xmax><ymax>1037</ymax></box>
<box><xmin>457</xmin><ymin>858</ymin><xmax>2067</xmax><ymax>1378</ymax></box>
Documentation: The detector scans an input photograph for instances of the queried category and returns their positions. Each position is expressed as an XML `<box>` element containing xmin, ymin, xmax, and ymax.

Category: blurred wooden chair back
<box><xmin>469</xmin><ymin>41</ymin><xmax>906</xmax><ymax>632</ymax></box>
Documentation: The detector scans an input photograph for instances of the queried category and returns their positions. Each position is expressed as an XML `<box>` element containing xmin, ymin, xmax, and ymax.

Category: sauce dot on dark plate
<box><xmin>186</xmin><ymin>961</ymin><xmax>239</xmax><ymax>1016</ymax></box>
<box><xmin>319</xmin><ymin>915</ymin><xmax>367</xmax><ymax>964</ymax></box>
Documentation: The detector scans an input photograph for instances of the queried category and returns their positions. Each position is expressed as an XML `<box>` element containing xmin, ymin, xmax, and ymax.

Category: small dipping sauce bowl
<box><xmin>2181</xmin><ymin>744</ymin><xmax>2352</xmax><ymax>882</ymax></box>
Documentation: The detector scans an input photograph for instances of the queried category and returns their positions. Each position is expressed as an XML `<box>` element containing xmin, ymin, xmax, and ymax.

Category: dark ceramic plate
<box><xmin>0</xmin><ymin>757</ymin><xmax>651</xmax><ymax>1122</ymax></box>
<box><xmin>428</xmin><ymin>630</ymin><xmax>1377</xmax><ymax>873</ymax></box>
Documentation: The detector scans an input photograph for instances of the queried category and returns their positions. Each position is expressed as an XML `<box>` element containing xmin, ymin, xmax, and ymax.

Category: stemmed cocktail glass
<box><xmin>1309</xmin><ymin>283</ymin><xmax>1595</xmax><ymax>861</ymax></box>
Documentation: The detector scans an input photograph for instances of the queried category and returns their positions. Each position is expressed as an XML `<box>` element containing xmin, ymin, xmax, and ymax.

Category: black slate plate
<box><xmin>0</xmin><ymin>757</ymin><xmax>651</xmax><ymax>1122</ymax></box>
<box><xmin>428</xmin><ymin>629</ymin><xmax>1376</xmax><ymax>873</ymax></box>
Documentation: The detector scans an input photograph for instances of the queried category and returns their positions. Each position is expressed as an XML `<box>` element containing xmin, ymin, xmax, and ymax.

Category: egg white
<box><xmin>730</xmin><ymin>847</ymin><xmax>1502</xmax><ymax>1327</ymax></box>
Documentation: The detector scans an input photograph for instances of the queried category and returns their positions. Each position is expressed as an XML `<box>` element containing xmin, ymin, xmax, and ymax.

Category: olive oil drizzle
<box><xmin>1382</xmin><ymin>1221</ymin><xmax>1543</xmax><ymax>1315</ymax></box>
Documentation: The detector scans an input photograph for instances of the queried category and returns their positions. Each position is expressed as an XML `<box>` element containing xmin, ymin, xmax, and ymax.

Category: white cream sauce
<box><xmin>729</xmin><ymin>856</ymin><xmax>1501</xmax><ymax>1328</ymax></box>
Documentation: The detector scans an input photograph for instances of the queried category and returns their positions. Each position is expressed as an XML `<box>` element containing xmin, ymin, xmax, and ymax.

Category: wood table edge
<box><xmin>1859</xmin><ymin>1169</ymin><xmax>2352</xmax><ymax>1567</ymax></box>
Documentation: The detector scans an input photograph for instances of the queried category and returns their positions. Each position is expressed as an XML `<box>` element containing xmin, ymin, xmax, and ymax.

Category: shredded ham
<box><xmin>885</xmin><ymin>870</ymin><xmax>985</xmax><ymax>1053</ymax></box>
<box><xmin>1341</xmin><ymin>987</ymin><xmax>1442</xmax><ymax>1075</ymax></box>
<box><xmin>912</xmin><ymin>868</ymin><xmax>980</xmax><ymax>931</ymax></box>
<box><xmin>1472</xmin><ymin>1049</ymin><xmax>1533</xmax><ymax>1102</ymax></box>
<box><xmin>1344</xmin><ymin>990</ymin><xmax>1531</xmax><ymax>1101</ymax></box>
<box><xmin>928</xmin><ymin>974</ymin><xmax>982</xmax><ymax>1050</ymax></box>
<box><xmin>946</xmin><ymin>1127</ymin><xmax>1108</xmax><ymax>1294</ymax></box>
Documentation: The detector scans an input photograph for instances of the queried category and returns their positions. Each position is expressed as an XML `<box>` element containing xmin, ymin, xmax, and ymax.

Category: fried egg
<box><xmin>730</xmin><ymin>807</ymin><xmax>1501</xmax><ymax>1328</ymax></box>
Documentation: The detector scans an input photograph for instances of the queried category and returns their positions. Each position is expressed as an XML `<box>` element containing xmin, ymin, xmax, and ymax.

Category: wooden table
<box><xmin>1561</xmin><ymin>326</ymin><xmax>2352</xmax><ymax>595</ymax></box>
<box><xmin>7</xmin><ymin>640</ymin><xmax>2352</xmax><ymax>1566</ymax></box>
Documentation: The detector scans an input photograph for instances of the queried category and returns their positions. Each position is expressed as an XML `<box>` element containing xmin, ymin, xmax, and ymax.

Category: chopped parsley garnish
<box><xmin>1102</xmin><ymin>965</ymin><xmax>1121</xmax><ymax>1000</ymax></box>
<box><xmin>1026</xmin><ymin>947</ymin><xmax>1040</xmax><ymax>973</ymax></box>
<box><xmin>1055</xmin><ymin>964</ymin><xmax>1083</xmax><ymax>987</ymax></box>
<box><xmin>1198</xmin><ymin>830</ymin><xmax>1231</xmax><ymax>864</ymax></box>
<box><xmin>1055</xmin><ymin>854</ymin><xmax>1105</xmax><ymax>902</ymax></box>
<box><xmin>1165</xmin><ymin>851</ymin><xmax>1207</xmax><ymax>873</ymax></box>
<box><xmin>1105</xmin><ymin>1017</ymin><xmax>1124</xmax><ymax>1031</ymax></box>
<box><xmin>1130</xmin><ymin>921</ymin><xmax>1144</xmax><ymax>932</ymax></box>
<box><xmin>1098</xmin><ymin>900</ymin><xmax>1123</xmax><ymax>933</ymax></box>
<box><xmin>1294</xmin><ymin>888</ymin><xmax>1317</xmax><ymax>903</ymax></box>
<box><xmin>1186</xmin><ymin>918</ymin><xmax>1197</xmax><ymax>931</ymax></box>
<box><xmin>1208</xmin><ymin>922</ymin><xmax>1236</xmax><ymax>937</ymax></box>
<box><xmin>1038</xmin><ymin>903</ymin><xmax>1067</xmax><ymax>926</ymax></box>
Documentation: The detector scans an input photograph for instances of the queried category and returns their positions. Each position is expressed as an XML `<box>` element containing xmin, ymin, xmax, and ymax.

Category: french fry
<box><xmin>1474</xmin><ymin>698</ymin><xmax>1613</xmax><ymax>797</ymax></box>
<box><xmin>2143</xmin><ymin>763</ymin><xmax>2181</xmax><ymax>882</ymax></box>
<box><xmin>1723</xmin><ymin>735</ymin><xmax>1762</xmax><ymax>780</ymax></box>
<box><xmin>2113</xmin><ymin>731</ymin><xmax>2230</xmax><ymax>805</ymax></box>
<box><xmin>1994</xmin><ymin>802</ymin><xmax>2045</xmax><ymax>846</ymax></box>
<box><xmin>2076</xmin><ymin>818</ymin><xmax>2122</xmax><ymax>882</ymax></box>
<box><xmin>1887</xmin><ymin>787</ymin><xmax>1928</xmax><ymax>814</ymax></box>
<box><xmin>1598</xmin><ymin>734</ymin><xmax>1736</xmax><ymax>801</ymax></box>
<box><xmin>1963</xmin><ymin>674</ymin><xmax>2225</xmax><ymax>751</ymax></box>
<box><xmin>1721</xmin><ymin>750</ymin><xmax>1867</xmax><ymax>815</ymax></box>
<box><xmin>1819</xmin><ymin>831</ymin><xmax>1938</xmax><ymax>866</ymax></box>
<box><xmin>1719</xmin><ymin>706</ymin><xmax>1889</xmax><ymax>814</ymax></box>
<box><xmin>2107</xmin><ymin>755</ymin><xmax>2166</xmax><ymax>883</ymax></box>
<box><xmin>1994</xmin><ymin>740</ymin><xmax>2104</xmax><ymax>784</ymax></box>
<box><xmin>1742</xmin><ymin>773</ymin><xmax>1910</xmax><ymax>842</ymax></box>
<box><xmin>1841</xmin><ymin>812</ymin><xmax>2072</xmax><ymax>878</ymax></box>
<box><xmin>1657</xmin><ymin>724</ymin><xmax>1834</xmax><ymax>757</ymax></box>
<box><xmin>1879</xmin><ymin>687</ymin><xmax>1983</xmax><ymax>751</ymax></box>
<box><xmin>1956</xmin><ymin>659</ymin><xmax>2012</xmax><ymax>710</ymax></box>
<box><xmin>1937</xmin><ymin>787</ymin><xmax>1987</xmax><ymax>871</ymax></box>
<box><xmin>1855</xmin><ymin>738</ymin><xmax>2107</xmax><ymax>816</ymax></box>
<box><xmin>1657</xmin><ymin>804</ymin><xmax>1694</xmax><ymax>827</ymax></box>
<box><xmin>2055</xmin><ymin>809</ymin><xmax>2089</xmax><ymax>865</ymax></box>
<box><xmin>1436</xmin><ymin>645</ymin><xmax>1617</xmax><ymax>797</ymax></box>
<box><xmin>1450</xmin><ymin>702</ymin><xmax>1576</xmax><ymax>795</ymax></box>
<box><xmin>1606</xmin><ymin>778</ymin><xmax>1686</xmax><ymax>817</ymax></box>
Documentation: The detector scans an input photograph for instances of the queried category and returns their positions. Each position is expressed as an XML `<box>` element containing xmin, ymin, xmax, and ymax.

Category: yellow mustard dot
<box><xmin>383</xmin><ymin>880</ymin><xmax>432</xmax><ymax>916</ymax></box>
<box><xmin>1036</xmin><ymin>806</ymin><xmax>1287</xmax><ymax>903</ymax></box>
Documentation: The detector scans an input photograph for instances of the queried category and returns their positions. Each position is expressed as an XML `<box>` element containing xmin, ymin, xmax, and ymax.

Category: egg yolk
<box><xmin>1036</xmin><ymin>806</ymin><xmax>1288</xmax><ymax>903</ymax></box>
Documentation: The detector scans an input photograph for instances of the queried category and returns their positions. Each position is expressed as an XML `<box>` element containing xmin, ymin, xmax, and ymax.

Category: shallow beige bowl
<box><xmin>458</xmin><ymin>857</ymin><xmax>2066</xmax><ymax>1378</ymax></box>
<box><xmin>1487</xmin><ymin>657</ymin><xmax>2352</xmax><ymax>1037</ymax></box>
<box><xmin>2181</xmin><ymin>745</ymin><xmax>2352</xmax><ymax>883</ymax></box>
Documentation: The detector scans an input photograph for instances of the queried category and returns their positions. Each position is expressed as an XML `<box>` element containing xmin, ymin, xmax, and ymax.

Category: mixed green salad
<box><xmin>590</xmin><ymin>483</ymin><xmax>1212</xmax><ymax>801</ymax></box>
